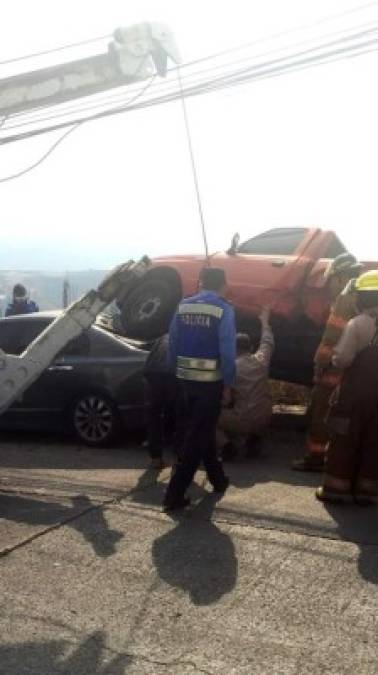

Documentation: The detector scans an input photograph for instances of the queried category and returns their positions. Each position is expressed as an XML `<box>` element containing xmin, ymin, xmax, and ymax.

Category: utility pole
<box><xmin>62</xmin><ymin>277</ymin><xmax>70</xmax><ymax>308</ymax></box>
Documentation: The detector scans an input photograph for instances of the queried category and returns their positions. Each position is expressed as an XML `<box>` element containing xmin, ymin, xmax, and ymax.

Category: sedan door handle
<box><xmin>48</xmin><ymin>365</ymin><xmax>74</xmax><ymax>371</ymax></box>
<box><xmin>271</xmin><ymin>260</ymin><xmax>287</xmax><ymax>267</ymax></box>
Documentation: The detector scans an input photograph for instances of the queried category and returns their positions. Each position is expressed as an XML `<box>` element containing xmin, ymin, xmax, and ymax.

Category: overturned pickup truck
<box><xmin>116</xmin><ymin>228</ymin><xmax>378</xmax><ymax>385</ymax></box>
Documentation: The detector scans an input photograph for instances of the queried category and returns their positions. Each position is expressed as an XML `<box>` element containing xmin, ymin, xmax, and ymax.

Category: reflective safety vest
<box><xmin>170</xmin><ymin>291</ymin><xmax>233</xmax><ymax>383</ymax></box>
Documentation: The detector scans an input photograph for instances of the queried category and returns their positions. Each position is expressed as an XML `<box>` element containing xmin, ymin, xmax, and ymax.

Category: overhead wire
<box><xmin>0</xmin><ymin>0</ymin><xmax>376</xmax><ymax>71</ymax></box>
<box><xmin>4</xmin><ymin>17</ymin><xmax>378</xmax><ymax>132</ymax></box>
<box><xmin>0</xmin><ymin>75</ymin><xmax>156</xmax><ymax>182</ymax></box>
<box><xmin>1</xmin><ymin>24</ymin><xmax>378</xmax><ymax>145</ymax></box>
<box><xmin>178</xmin><ymin>0</ymin><xmax>378</xmax><ymax>69</ymax></box>
<box><xmin>1</xmin><ymin>0</ymin><xmax>377</xmax><ymax>126</ymax></box>
<box><xmin>0</xmin><ymin>33</ymin><xmax>111</xmax><ymax>67</ymax></box>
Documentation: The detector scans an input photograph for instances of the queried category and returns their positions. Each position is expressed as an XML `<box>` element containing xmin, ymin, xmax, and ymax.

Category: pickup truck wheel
<box><xmin>119</xmin><ymin>279</ymin><xmax>179</xmax><ymax>339</ymax></box>
<box><xmin>70</xmin><ymin>393</ymin><xmax>119</xmax><ymax>447</ymax></box>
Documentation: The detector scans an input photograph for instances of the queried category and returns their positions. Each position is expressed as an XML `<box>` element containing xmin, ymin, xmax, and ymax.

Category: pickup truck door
<box><xmin>212</xmin><ymin>228</ymin><xmax>321</xmax><ymax>318</ymax></box>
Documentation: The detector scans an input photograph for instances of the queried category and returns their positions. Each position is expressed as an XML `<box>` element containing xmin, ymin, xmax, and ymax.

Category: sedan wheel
<box><xmin>72</xmin><ymin>394</ymin><xmax>118</xmax><ymax>446</ymax></box>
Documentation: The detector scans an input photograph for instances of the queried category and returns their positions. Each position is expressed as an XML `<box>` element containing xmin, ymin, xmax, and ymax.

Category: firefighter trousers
<box><xmin>305</xmin><ymin>367</ymin><xmax>341</xmax><ymax>459</ymax></box>
<box><xmin>323</xmin><ymin>347</ymin><xmax>378</xmax><ymax>496</ymax></box>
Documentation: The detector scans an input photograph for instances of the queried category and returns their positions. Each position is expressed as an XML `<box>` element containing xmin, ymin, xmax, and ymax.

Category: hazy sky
<box><xmin>1</xmin><ymin>0</ymin><xmax>378</xmax><ymax>270</ymax></box>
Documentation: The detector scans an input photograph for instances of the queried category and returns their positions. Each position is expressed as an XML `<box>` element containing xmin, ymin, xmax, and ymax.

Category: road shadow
<box><xmin>322</xmin><ymin>502</ymin><xmax>378</xmax><ymax>585</ymax></box>
<box><xmin>152</xmin><ymin>493</ymin><xmax>238</xmax><ymax>605</ymax></box>
<box><xmin>0</xmin><ymin>630</ymin><xmax>131</xmax><ymax>675</ymax></box>
<box><xmin>0</xmin><ymin>493</ymin><xmax>122</xmax><ymax>558</ymax></box>
<box><xmin>128</xmin><ymin>463</ymin><xmax>207</xmax><ymax>509</ymax></box>
<box><xmin>225</xmin><ymin>428</ymin><xmax>320</xmax><ymax>490</ymax></box>
<box><xmin>0</xmin><ymin>429</ymin><xmax>147</xmax><ymax>470</ymax></box>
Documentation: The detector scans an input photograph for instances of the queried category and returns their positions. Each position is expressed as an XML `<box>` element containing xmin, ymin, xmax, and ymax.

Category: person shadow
<box><xmin>0</xmin><ymin>630</ymin><xmax>131</xmax><ymax>675</ymax></box>
<box><xmin>152</xmin><ymin>493</ymin><xmax>238</xmax><ymax>605</ymax></box>
<box><xmin>0</xmin><ymin>493</ymin><xmax>122</xmax><ymax>558</ymax></box>
<box><xmin>322</xmin><ymin>502</ymin><xmax>378</xmax><ymax>585</ymax></box>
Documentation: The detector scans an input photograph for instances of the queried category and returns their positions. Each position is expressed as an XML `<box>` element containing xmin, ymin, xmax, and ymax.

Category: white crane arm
<box><xmin>0</xmin><ymin>257</ymin><xmax>150</xmax><ymax>414</ymax></box>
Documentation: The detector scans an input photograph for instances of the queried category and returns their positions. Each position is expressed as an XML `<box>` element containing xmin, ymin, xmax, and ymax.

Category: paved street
<box><xmin>1</xmin><ymin>427</ymin><xmax>378</xmax><ymax>674</ymax></box>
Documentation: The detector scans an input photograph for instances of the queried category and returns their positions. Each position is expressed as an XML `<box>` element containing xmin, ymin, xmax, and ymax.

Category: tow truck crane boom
<box><xmin>0</xmin><ymin>22</ymin><xmax>180</xmax><ymax>116</ymax></box>
<box><xmin>0</xmin><ymin>257</ymin><xmax>150</xmax><ymax>414</ymax></box>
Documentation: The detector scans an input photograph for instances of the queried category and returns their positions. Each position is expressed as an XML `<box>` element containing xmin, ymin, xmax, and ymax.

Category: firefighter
<box><xmin>163</xmin><ymin>267</ymin><xmax>236</xmax><ymax>512</ymax></box>
<box><xmin>5</xmin><ymin>284</ymin><xmax>39</xmax><ymax>316</ymax></box>
<box><xmin>316</xmin><ymin>270</ymin><xmax>378</xmax><ymax>504</ymax></box>
<box><xmin>292</xmin><ymin>253</ymin><xmax>362</xmax><ymax>472</ymax></box>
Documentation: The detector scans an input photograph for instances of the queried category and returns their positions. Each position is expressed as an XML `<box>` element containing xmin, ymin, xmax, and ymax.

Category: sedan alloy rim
<box><xmin>74</xmin><ymin>396</ymin><xmax>113</xmax><ymax>442</ymax></box>
<box><xmin>136</xmin><ymin>296</ymin><xmax>162</xmax><ymax>321</ymax></box>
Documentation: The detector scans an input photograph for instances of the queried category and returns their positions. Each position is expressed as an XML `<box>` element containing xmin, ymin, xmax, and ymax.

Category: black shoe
<box><xmin>163</xmin><ymin>497</ymin><xmax>191</xmax><ymax>512</ymax></box>
<box><xmin>213</xmin><ymin>477</ymin><xmax>230</xmax><ymax>494</ymax></box>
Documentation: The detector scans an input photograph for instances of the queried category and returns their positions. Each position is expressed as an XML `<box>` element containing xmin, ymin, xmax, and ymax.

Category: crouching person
<box><xmin>316</xmin><ymin>271</ymin><xmax>378</xmax><ymax>505</ymax></box>
<box><xmin>217</xmin><ymin>308</ymin><xmax>274</xmax><ymax>460</ymax></box>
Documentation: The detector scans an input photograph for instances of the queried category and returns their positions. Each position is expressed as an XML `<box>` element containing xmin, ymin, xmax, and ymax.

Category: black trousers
<box><xmin>145</xmin><ymin>373</ymin><xmax>177</xmax><ymax>459</ymax></box>
<box><xmin>164</xmin><ymin>380</ymin><xmax>227</xmax><ymax>505</ymax></box>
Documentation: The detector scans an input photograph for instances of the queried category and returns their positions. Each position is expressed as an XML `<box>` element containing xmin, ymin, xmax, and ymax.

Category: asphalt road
<box><xmin>1</xmin><ymin>427</ymin><xmax>378</xmax><ymax>674</ymax></box>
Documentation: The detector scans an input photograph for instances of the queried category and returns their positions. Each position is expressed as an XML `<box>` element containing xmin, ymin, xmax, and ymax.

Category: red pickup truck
<box><xmin>117</xmin><ymin>227</ymin><xmax>377</xmax><ymax>384</ymax></box>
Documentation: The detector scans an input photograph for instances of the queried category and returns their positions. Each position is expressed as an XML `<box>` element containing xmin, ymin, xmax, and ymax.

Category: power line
<box><xmin>0</xmin><ymin>33</ymin><xmax>110</xmax><ymax>67</ymax></box>
<box><xmin>0</xmin><ymin>76</ymin><xmax>155</xmax><ymax>182</ymax></box>
<box><xmin>5</xmin><ymin>17</ymin><xmax>378</xmax><ymax>132</ymax></box>
<box><xmin>0</xmin><ymin>123</ymin><xmax>81</xmax><ymax>183</ymax></box>
<box><xmin>1</xmin><ymin>25</ymin><xmax>377</xmax><ymax>145</ymax></box>
<box><xmin>179</xmin><ymin>0</ymin><xmax>378</xmax><ymax>69</ymax></box>
<box><xmin>1</xmin><ymin>0</ymin><xmax>376</xmax><ymax>71</ymax></box>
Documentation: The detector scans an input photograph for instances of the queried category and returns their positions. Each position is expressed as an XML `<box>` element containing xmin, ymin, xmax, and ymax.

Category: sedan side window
<box><xmin>0</xmin><ymin>319</ymin><xmax>49</xmax><ymax>355</ymax></box>
<box><xmin>59</xmin><ymin>332</ymin><xmax>90</xmax><ymax>358</ymax></box>
<box><xmin>0</xmin><ymin>323</ymin><xmax>19</xmax><ymax>354</ymax></box>
<box><xmin>238</xmin><ymin>228</ymin><xmax>307</xmax><ymax>256</ymax></box>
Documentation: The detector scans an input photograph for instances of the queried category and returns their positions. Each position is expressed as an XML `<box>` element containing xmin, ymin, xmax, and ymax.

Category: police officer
<box><xmin>163</xmin><ymin>267</ymin><xmax>236</xmax><ymax>511</ymax></box>
<box><xmin>6</xmin><ymin>284</ymin><xmax>39</xmax><ymax>316</ymax></box>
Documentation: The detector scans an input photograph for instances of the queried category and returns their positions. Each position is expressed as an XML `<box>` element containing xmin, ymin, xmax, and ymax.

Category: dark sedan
<box><xmin>0</xmin><ymin>312</ymin><xmax>148</xmax><ymax>446</ymax></box>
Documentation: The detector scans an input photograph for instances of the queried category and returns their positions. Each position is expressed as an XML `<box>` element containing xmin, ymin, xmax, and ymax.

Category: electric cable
<box><xmin>1</xmin><ymin>27</ymin><xmax>377</xmax><ymax>145</ymax></box>
<box><xmin>0</xmin><ymin>0</ymin><xmax>376</xmax><ymax>71</ymax></box>
<box><xmin>4</xmin><ymin>18</ymin><xmax>378</xmax><ymax>132</ymax></box>
<box><xmin>0</xmin><ymin>33</ymin><xmax>111</xmax><ymax>67</ymax></box>
<box><xmin>0</xmin><ymin>75</ymin><xmax>156</xmax><ymax>182</ymax></box>
<box><xmin>178</xmin><ymin>0</ymin><xmax>378</xmax><ymax>69</ymax></box>
<box><xmin>0</xmin><ymin>123</ymin><xmax>81</xmax><ymax>182</ymax></box>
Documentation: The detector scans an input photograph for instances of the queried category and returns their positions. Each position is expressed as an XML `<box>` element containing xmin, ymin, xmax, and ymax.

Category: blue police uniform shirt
<box><xmin>168</xmin><ymin>290</ymin><xmax>236</xmax><ymax>386</ymax></box>
<box><xmin>5</xmin><ymin>300</ymin><xmax>39</xmax><ymax>317</ymax></box>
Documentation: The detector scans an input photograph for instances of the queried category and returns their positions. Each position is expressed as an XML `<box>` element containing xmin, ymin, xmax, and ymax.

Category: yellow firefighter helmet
<box><xmin>355</xmin><ymin>270</ymin><xmax>378</xmax><ymax>292</ymax></box>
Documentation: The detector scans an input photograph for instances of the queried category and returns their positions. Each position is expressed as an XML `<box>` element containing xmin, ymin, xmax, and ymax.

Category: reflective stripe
<box><xmin>178</xmin><ymin>303</ymin><xmax>224</xmax><ymax>319</ymax></box>
<box><xmin>320</xmin><ymin>372</ymin><xmax>341</xmax><ymax>387</ymax></box>
<box><xmin>306</xmin><ymin>440</ymin><xmax>327</xmax><ymax>455</ymax></box>
<box><xmin>327</xmin><ymin>314</ymin><xmax>348</xmax><ymax>331</ymax></box>
<box><xmin>176</xmin><ymin>367</ymin><xmax>222</xmax><ymax>382</ymax></box>
<box><xmin>316</xmin><ymin>344</ymin><xmax>333</xmax><ymax>360</ymax></box>
<box><xmin>177</xmin><ymin>356</ymin><xmax>219</xmax><ymax>371</ymax></box>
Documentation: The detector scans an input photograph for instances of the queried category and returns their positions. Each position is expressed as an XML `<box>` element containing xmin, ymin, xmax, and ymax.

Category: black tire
<box><xmin>70</xmin><ymin>393</ymin><xmax>119</xmax><ymax>447</ymax></box>
<box><xmin>119</xmin><ymin>278</ymin><xmax>179</xmax><ymax>340</ymax></box>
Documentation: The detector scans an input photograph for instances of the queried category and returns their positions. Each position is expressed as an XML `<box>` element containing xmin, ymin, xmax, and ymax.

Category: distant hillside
<box><xmin>0</xmin><ymin>269</ymin><xmax>108</xmax><ymax>315</ymax></box>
